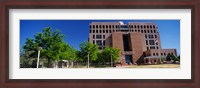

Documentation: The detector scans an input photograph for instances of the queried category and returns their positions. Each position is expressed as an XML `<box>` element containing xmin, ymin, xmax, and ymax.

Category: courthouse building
<box><xmin>88</xmin><ymin>21</ymin><xmax>177</xmax><ymax>65</ymax></box>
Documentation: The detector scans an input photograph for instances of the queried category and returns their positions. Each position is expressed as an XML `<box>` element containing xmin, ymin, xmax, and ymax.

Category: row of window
<box><xmin>89</xmin><ymin>29</ymin><xmax>157</xmax><ymax>34</ymax></box>
<box><xmin>146</xmin><ymin>40</ymin><xmax>158</xmax><ymax>46</ymax></box>
<box><xmin>152</xmin><ymin>53</ymin><xmax>174</xmax><ymax>56</ymax></box>
<box><xmin>145</xmin><ymin>34</ymin><xmax>157</xmax><ymax>39</ymax></box>
<box><xmin>93</xmin><ymin>40</ymin><xmax>106</xmax><ymax>46</ymax></box>
<box><xmin>147</xmin><ymin>46</ymin><xmax>159</xmax><ymax>50</ymax></box>
<box><xmin>93</xmin><ymin>35</ymin><xmax>105</xmax><ymax>39</ymax></box>
<box><xmin>90</xmin><ymin>25</ymin><xmax>157</xmax><ymax>29</ymax></box>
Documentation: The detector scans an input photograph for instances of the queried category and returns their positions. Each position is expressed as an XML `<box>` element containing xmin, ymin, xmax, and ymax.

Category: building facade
<box><xmin>89</xmin><ymin>21</ymin><xmax>177</xmax><ymax>65</ymax></box>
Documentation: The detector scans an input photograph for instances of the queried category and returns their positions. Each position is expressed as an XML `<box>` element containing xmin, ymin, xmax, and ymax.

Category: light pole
<box><xmin>87</xmin><ymin>52</ymin><xmax>90</xmax><ymax>68</ymax></box>
<box><xmin>37</xmin><ymin>47</ymin><xmax>42</xmax><ymax>68</ymax></box>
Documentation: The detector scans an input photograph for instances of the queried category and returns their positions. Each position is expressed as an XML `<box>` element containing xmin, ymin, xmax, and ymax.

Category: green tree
<box><xmin>101</xmin><ymin>46</ymin><xmax>120</xmax><ymax>66</ymax></box>
<box><xmin>23</xmin><ymin>27</ymin><xmax>67</xmax><ymax>68</ymax></box>
<box><xmin>79</xmin><ymin>41</ymin><xmax>98</xmax><ymax>67</ymax></box>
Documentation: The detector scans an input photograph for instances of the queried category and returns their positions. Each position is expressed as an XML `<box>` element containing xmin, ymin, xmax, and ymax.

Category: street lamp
<box><xmin>87</xmin><ymin>52</ymin><xmax>90</xmax><ymax>68</ymax></box>
<box><xmin>37</xmin><ymin>46</ymin><xmax>42</xmax><ymax>68</ymax></box>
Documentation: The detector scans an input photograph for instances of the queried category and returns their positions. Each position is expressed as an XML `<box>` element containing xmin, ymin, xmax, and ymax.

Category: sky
<box><xmin>20</xmin><ymin>20</ymin><xmax>180</xmax><ymax>55</ymax></box>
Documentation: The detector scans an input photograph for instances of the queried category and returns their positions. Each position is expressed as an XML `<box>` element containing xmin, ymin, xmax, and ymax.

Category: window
<box><xmin>99</xmin><ymin>25</ymin><xmax>101</xmax><ymax>28</ymax></box>
<box><xmin>149</xmin><ymin>40</ymin><xmax>155</xmax><ymax>45</ymax></box>
<box><xmin>93</xmin><ymin>30</ymin><xmax>95</xmax><ymax>33</ymax></box>
<box><xmin>103</xmin><ymin>35</ymin><xmax>105</xmax><ymax>39</ymax></box>
<box><xmin>157</xmin><ymin>47</ymin><xmax>159</xmax><ymax>49</ymax></box>
<box><xmin>135</xmin><ymin>30</ymin><xmax>137</xmax><ymax>32</ymax></box>
<box><xmin>141</xmin><ymin>30</ymin><xmax>143</xmax><ymax>33</ymax></box>
<box><xmin>164</xmin><ymin>53</ymin><xmax>166</xmax><ymax>56</ymax></box>
<box><xmin>98</xmin><ymin>47</ymin><xmax>102</xmax><ymax>50</ymax></box>
<box><xmin>151</xmin><ymin>30</ymin><xmax>153</xmax><ymax>33</ymax></box>
<box><xmin>138</xmin><ymin>25</ymin><xmax>140</xmax><ymax>28</ymax></box>
<box><xmin>96</xmin><ymin>35</ymin><xmax>102</xmax><ymax>39</ymax></box>
<box><xmin>103</xmin><ymin>40</ymin><xmax>105</xmax><ymax>45</ymax></box>
<box><xmin>153</xmin><ymin>25</ymin><xmax>155</xmax><ymax>28</ymax></box>
<box><xmin>146</xmin><ymin>40</ymin><xmax>148</xmax><ymax>45</ymax></box>
<box><xmin>148</xmin><ymin>35</ymin><xmax>154</xmax><ymax>38</ymax></box>
<box><xmin>138</xmin><ymin>30</ymin><xmax>140</xmax><ymax>32</ymax></box>
<box><xmin>106</xmin><ymin>25</ymin><xmax>108</xmax><ymax>28</ymax></box>
<box><xmin>144</xmin><ymin>30</ymin><xmax>146</xmax><ymax>33</ymax></box>
<box><xmin>96</xmin><ymin>30</ymin><xmax>98</xmax><ymax>33</ymax></box>
<box><xmin>112</xmin><ymin>25</ymin><xmax>114</xmax><ymax>28</ymax></box>
<box><xmin>134</xmin><ymin>25</ymin><xmax>136</xmax><ymax>28</ymax></box>
<box><xmin>147</xmin><ymin>25</ymin><xmax>149</xmax><ymax>28</ymax></box>
<box><xmin>109</xmin><ymin>30</ymin><xmax>112</xmax><ymax>33</ymax></box>
<box><xmin>147</xmin><ymin>30</ymin><xmax>149</xmax><ymax>33</ymax></box>
<box><xmin>113</xmin><ymin>30</ymin><xmax>115</xmax><ymax>32</ymax></box>
<box><xmin>161</xmin><ymin>53</ymin><xmax>163</xmax><ymax>56</ymax></box>
<box><xmin>93</xmin><ymin>35</ymin><xmax>95</xmax><ymax>39</ymax></box>
<box><xmin>147</xmin><ymin>47</ymin><xmax>149</xmax><ymax>50</ymax></box>
<box><xmin>89</xmin><ymin>30</ymin><xmax>91</xmax><ymax>33</ymax></box>
<box><xmin>150</xmin><ymin>46</ymin><xmax>155</xmax><ymax>49</ymax></box>
<box><xmin>96</xmin><ymin>40</ymin><xmax>102</xmax><ymax>46</ymax></box>
<box><xmin>131</xmin><ymin>25</ymin><xmax>133</xmax><ymax>28</ymax></box>
<box><xmin>100</xmin><ymin>30</ymin><xmax>102</xmax><ymax>33</ymax></box>
<box><xmin>103</xmin><ymin>30</ymin><xmax>105</xmax><ymax>33</ymax></box>
<box><xmin>103</xmin><ymin>25</ymin><xmax>105</xmax><ymax>28</ymax></box>
<box><xmin>106</xmin><ymin>30</ymin><xmax>108</xmax><ymax>33</ymax></box>
<box><xmin>153</xmin><ymin>53</ymin><xmax>155</xmax><ymax>56</ymax></box>
<box><xmin>150</xmin><ymin>25</ymin><xmax>152</xmax><ymax>28</ymax></box>
<box><xmin>90</xmin><ymin>25</ymin><xmax>91</xmax><ymax>28</ymax></box>
<box><xmin>144</xmin><ymin>25</ymin><xmax>146</xmax><ymax>28</ymax></box>
<box><xmin>93</xmin><ymin>25</ymin><xmax>95</xmax><ymax>28</ymax></box>
<box><xmin>145</xmin><ymin>35</ymin><xmax>147</xmax><ymax>38</ymax></box>
<box><xmin>93</xmin><ymin>40</ymin><xmax>95</xmax><ymax>44</ymax></box>
<box><xmin>155</xmin><ymin>35</ymin><xmax>157</xmax><ymax>38</ymax></box>
<box><xmin>154</xmin><ymin>30</ymin><xmax>156</xmax><ymax>33</ymax></box>
<box><xmin>96</xmin><ymin>25</ymin><xmax>98</xmax><ymax>28</ymax></box>
<box><xmin>116</xmin><ymin>25</ymin><xmax>118</xmax><ymax>28</ymax></box>
<box><xmin>156</xmin><ymin>53</ymin><xmax>158</xmax><ymax>56</ymax></box>
<box><xmin>109</xmin><ymin>25</ymin><xmax>111</xmax><ymax>28</ymax></box>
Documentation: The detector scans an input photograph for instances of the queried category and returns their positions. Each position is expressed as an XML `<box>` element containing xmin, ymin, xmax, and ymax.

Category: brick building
<box><xmin>89</xmin><ymin>21</ymin><xmax>177</xmax><ymax>65</ymax></box>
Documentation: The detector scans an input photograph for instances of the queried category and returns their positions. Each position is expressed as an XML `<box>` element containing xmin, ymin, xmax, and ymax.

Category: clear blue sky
<box><xmin>20</xmin><ymin>20</ymin><xmax>180</xmax><ymax>55</ymax></box>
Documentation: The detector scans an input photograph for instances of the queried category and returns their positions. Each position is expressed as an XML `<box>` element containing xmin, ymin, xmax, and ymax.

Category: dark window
<box><xmin>96</xmin><ymin>25</ymin><xmax>98</xmax><ymax>28</ymax></box>
<box><xmin>96</xmin><ymin>30</ymin><xmax>98</xmax><ymax>33</ymax></box>
<box><xmin>149</xmin><ymin>40</ymin><xmax>155</xmax><ymax>45</ymax></box>
<box><xmin>146</xmin><ymin>40</ymin><xmax>148</xmax><ymax>45</ymax></box>
<box><xmin>132</xmin><ymin>25</ymin><xmax>133</xmax><ymax>28</ymax></box>
<box><xmin>90</xmin><ymin>30</ymin><xmax>91</xmax><ymax>33</ymax></box>
<box><xmin>93</xmin><ymin>25</ymin><xmax>95</xmax><ymax>28</ymax></box>
<box><xmin>161</xmin><ymin>53</ymin><xmax>163</xmax><ymax>56</ymax></box>
<box><xmin>144</xmin><ymin>30</ymin><xmax>146</xmax><ymax>33</ymax></box>
<box><xmin>154</xmin><ymin>30</ymin><xmax>156</xmax><ymax>33</ymax></box>
<box><xmin>106</xmin><ymin>25</ymin><xmax>108</xmax><ymax>28</ymax></box>
<box><xmin>150</xmin><ymin>46</ymin><xmax>155</xmax><ymax>49</ymax></box>
<box><xmin>103</xmin><ymin>35</ymin><xmax>105</xmax><ymax>39</ymax></box>
<box><xmin>93</xmin><ymin>35</ymin><xmax>95</xmax><ymax>39</ymax></box>
<box><xmin>147</xmin><ymin>25</ymin><xmax>149</xmax><ymax>28</ymax></box>
<box><xmin>153</xmin><ymin>53</ymin><xmax>155</xmax><ymax>56</ymax></box>
<box><xmin>156</xmin><ymin>53</ymin><xmax>158</xmax><ymax>56</ymax></box>
<box><xmin>134</xmin><ymin>25</ymin><xmax>136</xmax><ymax>28</ymax></box>
<box><xmin>100</xmin><ymin>30</ymin><xmax>102</xmax><ymax>33</ymax></box>
<box><xmin>145</xmin><ymin>35</ymin><xmax>147</xmax><ymax>38</ymax></box>
<box><xmin>103</xmin><ymin>40</ymin><xmax>105</xmax><ymax>45</ymax></box>
<box><xmin>151</xmin><ymin>30</ymin><xmax>153</xmax><ymax>33</ymax></box>
<box><xmin>93</xmin><ymin>40</ymin><xmax>95</xmax><ymax>44</ymax></box>
<box><xmin>155</xmin><ymin>35</ymin><xmax>157</xmax><ymax>38</ymax></box>
<box><xmin>147</xmin><ymin>47</ymin><xmax>149</xmax><ymax>50</ymax></box>
<box><xmin>153</xmin><ymin>25</ymin><xmax>155</xmax><ymax>28</ymax></box>
<box><xmin>138</xmin><ymin>30</ymin><xmax>140</xmax><ymax>32</ymax></box>
<box><xmin>103</xmin><ymin>25</ymin><xmax>105</xmax><ymax>28</ymax></box>
<box><xmin>141</xmin><ymin>25</ymin><xmax>143</xmax><ymax>28</ymax></box>
<box><xmin>90</xmin><ymin>25</ymin><xmax>91</xmax><ymax>28</ymax></box>
<box><xmin>99</xmin><ymin>25</ymin><xmax>101</xmax><ymax>28</ymax></box>
<box><xmin>141</xmin><ymin>30</ymin><xmax>143</xmax><ymax>33</ymax></box>
<box><xmin>150</xmin><ymin>25</ymin><xmax>152</xmax><ymax>28</ymax></box>
<box><xmin>112</xmin><ymin>25</ymin><xmax>114</xmax><ymax>28</ymax></box>
<box><xmin>103</xmin><ymin>30</ymin><xmax>105</xmax><ymax>33</ymax></box>
<box><xmin>96</xmin><ymin>35</ymin><xmax>102</xmax><ymax>39</ymax></box>
<box><xmin>109</xmin><ymin>25</ymin><xmax>111</xmax><ymax>28</ymax></box>
<box><xmin>171</xmin><ymin>53</ymin><xmax>173</xmax><ymax>55</ymax></box>
<box><xmin>98</xmin><ymin>47</ymin><xmax>102</xmax><ymax>50</ymax></box>
<box><xmin>144</xmin><ymin>26</ymin><xmax>146</xmax><ymax>28</ymax></box>
<box><xmin>135</xmin><ymin>30</ymin><xmax>137</xmax><ymax>32</ymax></box>
<box><xmin>96</xmin><ymin>40</ymin><xmax>102</xmax><ymax>46</ymax></box>
<box><xmin>138</xmin><ymin>25</ymin><xmax>140</xmax><ymax>28</ymax></box>
<box><xmin>113</xmin><ymin>30</ymin><xmax>115</xmax><ymax>32</ymax></box>
<box><xmin>109</xmin><ymin>30</ymin><xmax>112</xmax><ymax>33</ymax></box>
<box><xmin>147</xmin><ymin>30</ymin><xmax>149</xmax><ymax>33</ymax></box>
<box><xmin>106</xmin><ymin>30</ymin><xmax>108</xmax><ymax>33</ymax></box>
<box><xmin>157</xmin><ymin>47</ymin><xmax>159</xmax><ymax>49</ymax></box>
<box><xmin>148</xmin><ymin>34</ymin><xmax>154</xmax><ymax>38</ymax></box>
<box><xmin>164</xmin><ymin>53</ymin><xmax>166</xmax><ymax>56</ymax></box>
<box><xmin>93</xmin><ymin>30</ymin><xmax>95</xmax><ymax>33</ymax></box>
<box><xmin>116</xmin><ymin>25</ymin><xmax>118</xmax><ymax>28</ymax></box>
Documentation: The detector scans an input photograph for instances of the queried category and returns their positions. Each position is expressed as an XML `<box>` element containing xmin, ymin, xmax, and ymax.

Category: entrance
<box><xmin>125</xmin><ymin>55</ymin><xmax>133</xmax><ymax>65</ymax></box>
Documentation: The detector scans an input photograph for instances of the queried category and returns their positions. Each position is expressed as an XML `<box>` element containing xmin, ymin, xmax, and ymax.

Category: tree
<box><xmin>101</xmin><ymin>46</ymin><xmax>120</xmax><ymax>66</ymax></box>
<box><xmin>79</xmin><ymin>41</ymin><xmax>98</xmax><ymax>67</ymax></box>
<box><xmin>23</xmin><ymin>27</ymin><xmax>67</xmax><ymax>68</ymax></box>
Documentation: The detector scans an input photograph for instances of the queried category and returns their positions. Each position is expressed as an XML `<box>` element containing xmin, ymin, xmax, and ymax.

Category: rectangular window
<box><xmin>148</xmin><ymin>35</ymin><xmax>154</xmax><ymax>38</ymax></box>
<box><xmin>103</xmin><ymin>40</ymin><xmax>105</xmax><ymax>45</ymax></box>
<box><xmin>155</xmin><ymin>35</ymin><xmax>157</xmax><ymax>38</ymax></box>
<box><xmin>93</xmin><ymin>40</ymin><xmax>95</xmax><ymax>44</ymax></box>
<box><xmin>161</xmin><ymin>53</ymin><xmax>163</xmax><ymax>56</ymax></box>
<box><xmin>100</xmin><ymin>30</ymin><xmax>102</xmax><ymax>33</ymax></box>
<box><xmin>93</xmin><ymin>35</ymin><xmax>95</xmax><ymax>39</ymax></box>
<box><xmin>106</xmin><ymin>30</ymin><xmax>108</xmax><ymax>33</ymax></box>
<box><xmin>144</xmin><ymin>30</ymin><xmax>146</xmax><ymax>33</ymax></box>
<box><xmin>103</xmin><ymin>35</ymin><xmax>105</xmax><ymax>39</ymax></box>
<box><xmin>141</xmin><ymin>30</ymin><xmax>143</xmax><ymax>33</ymax></box>
<box><xmin>146</xmin><ymin>40</ymin><xmax>148</xmax><ymax>45</ymax></box>
<box><xmin>90</xmin><ymin>30</ymin><xmax>91</xmax><ymax>33</ymax></box>
<box><xmin>154</xmin><ymin>30</ymin><xmax>156</xmax><ymax>33</ymax></box>
<box><xmin>109</xmin><ymin>30</ymin><xmax>112</xmax><ymax>33</ymax></box>
<box><xmin>145</xmin><ymin>35</ymin><xmax>147</xmax><ymax>38</ymax></box>
<box><xmin>96</xmin><ymin>30</ymin><xmax>98</xmax><ymax>33</ymax></box>
<box><xmin>153</xmin><ymin>53</ymin><xmax>155</xmax><ymax>56</ymax></box>
<box><xmin>103</xmin><ymin>30</ymin><xmax>105</xmax><ymax>33</ymax></box>
<box><xmin>150</xmin><ymin>46</ymin><xmax>155</xmax><ymax>49</ymax></box>
<box><xmin>96</xmin><ymin>40</ymin><xmax>102</xmax><ymax>46</ymax></box>
<box><xmin>149</xmin><ymin>40</ymin><xmax>155</xmax><ymax>45</ymax></box>
<box><xmin>156</xmin><ymin>53</ymin><xmax>158</xmax><ymax>56</ymax></box>
<box><xmin>93</xmin><ymin>30</ymin><xmax>95</xmax><ymax>33</ymax></box>
<box><xmin>96</xmin><ymin>35</ymin><xmax>102</xmax><ymax>39</ymax></box>
<box><xmin>157</xmin><ymin>46</ymin><xmax>159</xmax><ymax>49</ymax></box>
